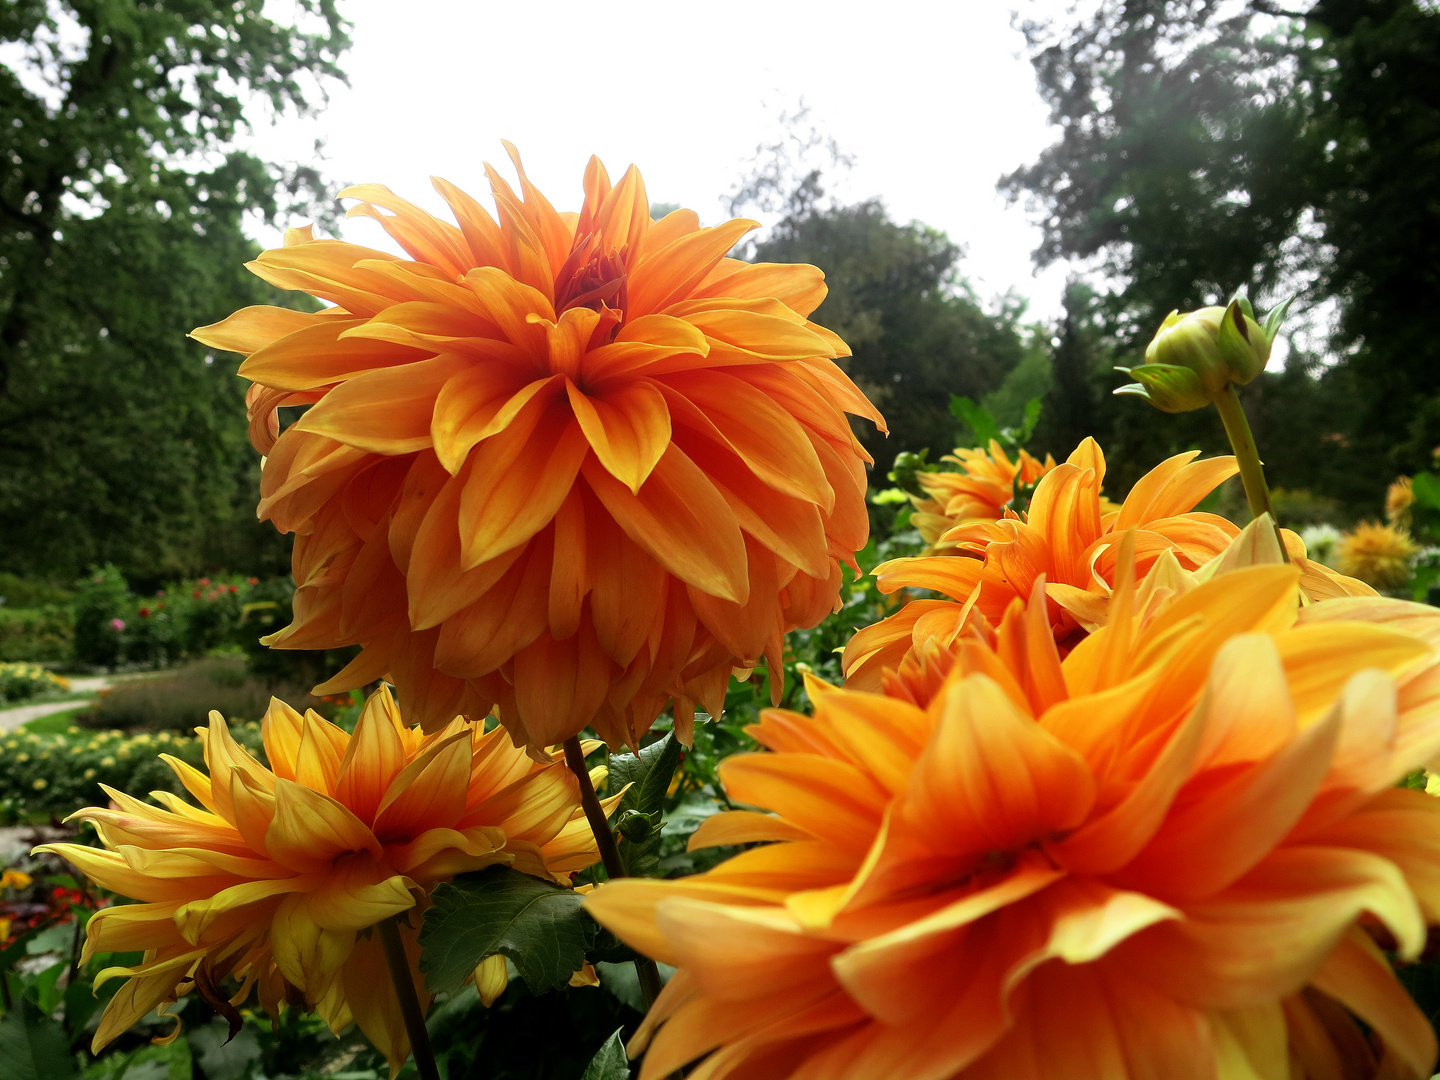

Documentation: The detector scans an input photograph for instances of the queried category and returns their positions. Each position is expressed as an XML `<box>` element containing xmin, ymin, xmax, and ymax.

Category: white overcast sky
<box><xmin>248</xmin><ymin>0</ymin><xmax>1079</xmax><ymax>321</ymax></box>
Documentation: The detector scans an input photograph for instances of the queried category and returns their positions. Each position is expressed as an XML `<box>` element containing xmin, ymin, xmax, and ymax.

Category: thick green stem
<box><xmin>1213</xmin><ymin>384</ymin><xmax>1288</xmax><ymax>560</ymax></box>
<box><xmin>378</xmin><ymin>916</ymin><xmax>440</xmax><ymax>1080</ymax></box>
<box><xmin>562</xmin><ymin>736</ymin><xmax>665</xmax><ymax>1009</ymax></box>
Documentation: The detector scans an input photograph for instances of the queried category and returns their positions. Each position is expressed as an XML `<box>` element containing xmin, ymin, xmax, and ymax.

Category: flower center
<box><xmin>554</xmin><ymin>234</ymin><xmax>628</xmax><ymax>349</ymax></box>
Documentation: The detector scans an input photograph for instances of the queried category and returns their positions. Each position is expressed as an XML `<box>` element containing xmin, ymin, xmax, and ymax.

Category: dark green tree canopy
<box><xmin>0</xmin><ymin>0</ymin><xmax>349</xmax><ymax>583</ymax></box>
<box><xmin>1005</xmin><ymin>0</ymin><xmax>1439</xmax><ymax>506</ymax></box>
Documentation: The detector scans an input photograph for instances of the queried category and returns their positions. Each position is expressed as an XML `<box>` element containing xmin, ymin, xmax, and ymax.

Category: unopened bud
<box><xmin>1116</xmin><ymin>296</ymin><xmax>1284</xmax><ymax>413</ymax></box>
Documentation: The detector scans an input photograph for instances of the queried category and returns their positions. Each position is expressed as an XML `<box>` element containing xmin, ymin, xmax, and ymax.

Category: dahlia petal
<box><xmin>434</xmin><ymin>540</ymin><xmax>551</xmax><ymax>677</ymax></box>
<box><xmin>266</xmin><ymin>780</ymin><xmax>382</xmax><ymax>871</ymax></box>
<box><xmin>662</xmin><ymin>370</ymin><xmax>832</xmax><ymax>509</ymax></box>
<box><xmin>718</xmin><ymin>753</ymin><xmax>889</xmax><ymax>855</ymax></box>
<box><xmin>694</xmin><ymin>262</ymin><xmax>828</xmax><ymax>318</ymax></box>
<box><xmin>458</xmin><ymin>406</ymin><xmax>588</xmax><ymax>570</ymax></box>
<box><xmin>91</xmin><ymin>949</ymin><xmax>208</xmax><ymax>1053</ymax></box>
<box><xmin>1124</xmin><ymin>845</ymin><xmax>1425</xmax><ymax>1007</ymax></box>
<box><xmin>584</xmin><ymin>446</ymin><xmax>749</xmax><ymax>603</ymax></box>
<box><xmin>342</xmin><ymin>924</ymin><xmax>430</xmax><ymax>1079</ymax></box>
<box><xmin>340</xmin><ymin>183</ymin><xmax>474</xmax><ymax>278</ymax></box>
<box><xmin>335</xmin><ymin>685</ymin><xmax>410</xmax><ymax>823</ymax></box>
<box><xmin>1310</xmin><ymin>928</ymin><xmax>1437</xmax><ymax>1079</ymax></box>
<box><xmin>247</xmin><ymin>240</ymin><xmax>401</xmax><ymax>316</ymax></box>
<box><xmin>1116</xmin><ymin>452</ymin><xmax>1238</xmax><ymax>530</ymax></box>
<box><xmin>338</xmin><ymin>300</ymin><xmax>509</xmax><ymax>354</ymax></box>
<box><xmin>431</xmin><ymin>175</ymin><xmax>508</xmax><ymax>270</ymax></box>
<box><xmin>373</xmin><ymin>729</ymin><xmax>473</xmax><ymax>839</ymax></box>
<box><xmin>294</xmin><ymin>711</ymin><xmax>348</xmax><ymax>796</ymax></box>
<box><xmin>462</xmin><ymin>265</ymin><xmax>554</xmax><ymax>350</ymax></box>
<box><xmin>270</xmin><ymin>893</ymin><xmax>355</xmax><ymax>1004</ymax></box>
<box><xmin>628</xmin><ymin>218</ymin><xmax>759</xmax><ymax>318</ymax></box>
<box><xmin>548</xmin><ymin>487</ymin><xmax>587</xmax><ymax>639</ymax></box>
<box><xmin>581</xmin><ymin>314</ymin><xmax>710</xmax><ymax>382</ymax></box>
<box><xmin>191</xmin><ymin>305</ymin><xmax>327</xmax><ymax>355</ymax></box>
<box><xmin>236</xmin><ymin>318</ymin><xmax>417</xmax><ymax>392</ymax></box>
<box><xmin>307</xmin><ymin>872</ymin><xmax>415</xmax><ymax>932</ymax></box>
<box><xmin>260</xmin><ymin>697</ymin><xmax>306</xmax><ymax>782</ymax></box>
<box><xmin>566</xmin><ymin>376</ymin><xmax>672</xmax><ymax>494</ymax></box>
<box><xmin>688</xmin><ymin>811</ymin><xmax>816</xmax><ymax>849</ymax></box>
<box><xmin>1120</xmin><ymin>696</ymin><xmax>1339</xmax><ymax>901</ymax></box>
<box><xmin>293</xmin><ymin>355</ymin><xmax>468</xmax><ymax>455</ymax></box>
<box><xmin>511</xmin><ymin>620</ymin><xmax>613</xmax><ymax>747</ymax></box>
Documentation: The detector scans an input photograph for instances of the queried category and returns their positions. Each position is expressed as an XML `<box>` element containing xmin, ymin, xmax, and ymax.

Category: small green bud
<box><xmin>1118</xmin><ymin>296</ymin><xmax>1284</xmax><ymax>413</ymax></box>
<box><xmin>616</xmin><ymin>808</ymin><xmax>659</xmax><ymax>842</ymax></box>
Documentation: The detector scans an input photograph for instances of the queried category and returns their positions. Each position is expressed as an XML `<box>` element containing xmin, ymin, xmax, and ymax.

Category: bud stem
<box><xmin>562</xmin><ymin>736</ymin><xmax>666</xmax><ymax>1009</ymax></box>
<box><xmin>1213</xmin><ymin>384</ymin><xmax>1288</xmax><ymax>561</ymax></box>
<box><xmin>378</xmin><ymin>915</ymin><xmax>440</xmax><ymax>1080</ymax></box>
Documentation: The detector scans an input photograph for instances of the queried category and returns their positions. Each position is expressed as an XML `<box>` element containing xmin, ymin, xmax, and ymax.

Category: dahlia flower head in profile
<box><xmin>36</xmin><ymin>688</ymin><xmax>603</xmax><ymax>1075</ymax></box>
<box><xmin>908</xmin><ymin>440</ymin><xmax>1057</xmax><ymax>552</ymax></box>
<box><xmin>1338</xmin><ymin>520</ymin><xmax>1421</xmax><ymax>591</ymax></box>
<box><xmin>192</xmin><ymin>146</ymin><xmax>884</xmax><ymax>750</ymax></box>
<box><xmin>844</xmin><ymin>437</ymin><xmax>1375</xmax><ymax>691</ymax></box>
<box><xmin>586</xmin><ymin>555</ymin><xmax>1440</xmax><ymax>1080</ymax></box>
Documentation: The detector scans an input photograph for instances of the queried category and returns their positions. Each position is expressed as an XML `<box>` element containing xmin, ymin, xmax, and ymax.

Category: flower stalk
<box><xmin>1213</xmin><ymin>384</ymin><xmax>1288</xmax><ymax>561</ymax></box>
<box><xmin>378</xmin><ymin>916</ymin><xmax>440</xmax><ymax>1080</ymax></box>
<box><xmin>562</xmin><ymin>736</ymin><xmax>665</xmax><ymax>1008</ymax></box>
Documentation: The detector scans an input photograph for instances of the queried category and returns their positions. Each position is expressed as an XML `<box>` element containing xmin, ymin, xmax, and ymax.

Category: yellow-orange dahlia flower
<box><xmin>587</xmin><ymin>565</ymin><xmax>1440</xmax><ymax>1080</ymax></box>
<box><xmin>37</xmin><ymin>688</ymin><xmax>601</xmax><ymax>1072</ymax></box>
<box><xmin>1388</xmin><ymin>476</ymin><xmax>1416</xmax><ymax>528</ymax></box>
<box><xmin>909</xmin><ymin>441</ymin><xmax>1056</xmax><ymax>552</ymax></box>
<box><xmin>193</xmin><ymin>147</ymin><xmax>883</xmax><ymax>749</ymax></box>
<box><xmin>1339</xmin><ymin>520</ymin><xmax>1420</xmax><ymax>590</ymax></box>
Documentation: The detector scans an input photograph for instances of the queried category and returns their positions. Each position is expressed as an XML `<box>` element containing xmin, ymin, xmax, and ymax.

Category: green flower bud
<box><xmin>1116</xmin><ymin>296</ymin><xmax>1285</xmax><ymax>413</ymax></box>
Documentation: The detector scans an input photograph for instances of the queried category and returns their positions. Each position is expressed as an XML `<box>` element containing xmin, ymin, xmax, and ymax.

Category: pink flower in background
<box><xmin>198</xmin><ymin>577</ymin><xmax>210</xmax><ymax>586</ymax></box>
<box><xmin>108</xmin><ymin>619</ymin><xmax>124</xmax><ymax>632</ymax></box>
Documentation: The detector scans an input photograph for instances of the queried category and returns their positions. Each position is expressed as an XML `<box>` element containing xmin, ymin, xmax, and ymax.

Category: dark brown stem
<box><xmin>378</xmin><ymin>916</ymin><xmax>439</xmax><ymax>1080</ymax></box>
<box><xmin>562</xmin><ymin>736</ymin><xmax>666</xmax><ymax>1009</ymax></box>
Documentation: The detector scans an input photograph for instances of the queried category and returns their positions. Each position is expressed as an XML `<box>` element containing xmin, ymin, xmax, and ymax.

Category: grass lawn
<box><xmin>19</xmin><ymin>705</ymin><xmax>93</xmax><ymax>733</ymax></box>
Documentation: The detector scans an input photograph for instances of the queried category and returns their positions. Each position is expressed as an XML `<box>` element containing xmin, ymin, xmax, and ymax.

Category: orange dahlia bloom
<box><xmin>37</xmin><ymin>688</ymin><xmax>601</xmax><ymax>1072</ymax></box>
<box><xmin>192</xmin><ymin>148</ymin><xmax>883</xmax><ymax>749</ymax></box>
<box><xmin>845</xmin><ymin>440</ymin><xmax>1373</xmax><ymax>691</ymax></box>
<box><xmin>586</xmin><ymin>566</ymin><xmax>1440</xmax><ymax>1080</ymax></box>
<box><xmin>844</xmin><ymin>439</ymin><xmax>1239</xmax><ymax>687</ymax></box>
<box><xmin>909</xmin><ymin>441</ymin><xmax>1056</xmax><ymax>551</ymax></box>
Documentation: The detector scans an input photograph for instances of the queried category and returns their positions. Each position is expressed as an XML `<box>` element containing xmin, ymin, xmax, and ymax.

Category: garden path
<box><xmin>0</xmin><ymin>677</ymin><xmax>110</xmax><ymax>732</ymax></box>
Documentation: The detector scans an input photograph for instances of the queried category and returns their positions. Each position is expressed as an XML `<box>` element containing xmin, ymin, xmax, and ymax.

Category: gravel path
<box><xmin>0</xmin><ymin>675</ymin><xmax>111</xmax><ymax>732</ymax></box>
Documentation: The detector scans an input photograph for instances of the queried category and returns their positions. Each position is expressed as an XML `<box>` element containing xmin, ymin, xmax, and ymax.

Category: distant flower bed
<box><xmin>0</xmin><ymin>721</ymin><xmax>265</xmax><ymax>821</ymax></box>
<box><xmin>0</xmin><ymin>661</ymin><xmax>70</xmax><ymax>703</ymax></box>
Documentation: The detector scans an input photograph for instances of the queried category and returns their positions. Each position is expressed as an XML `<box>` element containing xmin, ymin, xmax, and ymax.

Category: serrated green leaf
<box><xmin>418</xmin><ymin>865</ymin><xmax>596</xmax><ymax>996</ymax></box>
<box><xmin>582</xmin><ymin>1027</ymin><xmax>631</xmax><ymax>1080</ymax></box>
<box><xmin>607</xmin><ymin>732</ymin><xmax>681</xmax><ymax>819</ymax></box>
<box><xmin>0</xmin><ymin>996</ymin><xmax>79</xmax><ymax>1080</ymax></box>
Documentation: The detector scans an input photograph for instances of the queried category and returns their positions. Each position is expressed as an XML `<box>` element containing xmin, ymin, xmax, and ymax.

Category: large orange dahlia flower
<box><xmin>37</xmin><ymin>688</ymin><xmax>600</xmax><ymax>1073</ymax></box>
<box><xmin>586</xmin><ymin>565</ymin><xmax>1440</xmax><ymax>1080</ymax></box>
<box><xmin>844</xmin><ymin>439</ymin><xmax>1371</xmax><ymax>691</ymax></box>
<box><xmin>909</xmin><ymin>441</ymin><xmax>1056</xmax><ymax>552</ymax></box>
<box><xmin>193</xmin><ymin>148</ymin><xmax>883</xmax><ymax>748</ymax></box>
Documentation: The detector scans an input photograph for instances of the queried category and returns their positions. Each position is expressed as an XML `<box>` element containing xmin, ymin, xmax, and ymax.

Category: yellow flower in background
<box><xmin>1389</xmin><ymin>475</ymin><xmax>1417</xmax><ymax>528</ymax></box>
<box><xmin>588</xmin><ymin>566</ymin><xmax>1440</xmax><ymax>1080</ymax></box>
<box><xmin>37</xmin><ymin>687</ymin><xmax>603</xmax><ymax>1074</ymax></box>
<box><xmin>908</xmin><ymin>440</ymin><xmax>1056</xmax><ymax>551</ymax></box>
<box><xmin>0</xmin><ymin>869</ymin><xmax>32</xmax><ymax>890</ymax></box>
<box><xmin>1338</xmin><ymin>520</ymin><xmax>1420</xmax><ymax>590</ymax></box>
<box><xmin>192</xmin><ymin>147</ymin><xmax>884</xmax><ymax>750</ymax></box>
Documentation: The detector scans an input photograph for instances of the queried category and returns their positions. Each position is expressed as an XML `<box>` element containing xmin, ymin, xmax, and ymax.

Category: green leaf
<box><xmin>582</xmin><ymin>1027</ymin><xmax>631</xmax><ymax>1080</ymax></box>
<box><xmin>0</xmin><ymin>996</ymin><xmax>79</xmax><ymax>1080</ymax></box>
<box><xmin>418</xmin><ymin>865</ymin><xmax>596</xmax><ymax>996</ymax></box>
<box><xmin>1412</xmin><ymin>472</ymin><xmax>1440</xmax><ymax>512</ymax></box>
<box><xmin>948</xmin><ymin>395</ymin><xmax>1001</xmax><ymax>447</ymax></box>
<box><xmin>607</xmin><ymin>733</ymin><xmax>681</xmax><ymax>819</ymax></box>
<box><xmin>1019</xmin><ymin>396</ymin><xmax>1043</xmax><ymax>442</ymax></box>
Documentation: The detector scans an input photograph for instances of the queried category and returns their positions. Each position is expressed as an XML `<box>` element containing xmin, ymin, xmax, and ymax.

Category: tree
<box><xmin>1004</xmin><ymin>0</ymin><xmax>1440</xmax><ymax>509</ymax></box>
<box><xmin>0</xmin><ymin>0</ymin><xmax>349</xmax><ymax>583</ymax></box>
